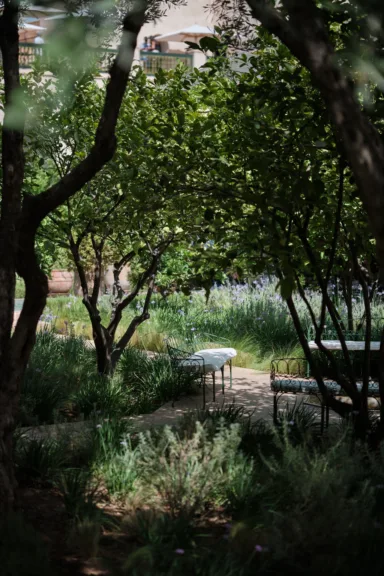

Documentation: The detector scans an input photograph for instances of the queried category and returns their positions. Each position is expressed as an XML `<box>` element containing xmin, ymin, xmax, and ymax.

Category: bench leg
<box><xmin>202</xmin><ymin>374</ymin><xmax>206</xmax><ymax>410</ymax></box>
<box><xmin>320</xmin><ymin>404</ymin><xmax>325</xmax><ymax>435</ymax></box>
<box><xmin>172</xmin><ymin>372</ymin><xmax>180</xmax><ymax>408</ymax></box>
<box><xmin>213</xmin><ymin>371</ymin><xmax>216</xmax><ymax>403</ymax></box>
<box><xmin>229</xmin><ymin>359</ymin><xmax>233</xmax><ymax>389</ymax></box>
<box><xmin>221</xmin><ymin>365</ymin><xmax>225</xmax><ymax>394</ymax></box>
<box><xmin>326</xmin><ymin>405</ymin><xmax>330</xmax><ymax>428</ymax></box>
<box><xmin>273</xmin><ymin>394</ymin><xmax>278</xmax><ymax>425</ymax></box>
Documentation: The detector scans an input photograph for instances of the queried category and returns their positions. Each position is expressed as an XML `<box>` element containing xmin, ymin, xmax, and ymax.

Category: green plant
<box><xmin>68</xmin><ymin>518</ymin><xmax>102</xmax><ymax>559</ymax></box>
<box><xmin>177</xmin><ymin>405</ymin><xmax>276</xmax><ymax>460</ymax></box>
<box><xmin>276</xmin><ymin>400</ymin><xmax>321</xmax><ymax>445</ymax></box>
<box><xmin>71</xmin><ymin>375</ymin><xmax>130</xmax><ymax>419</ymax></box>
<box><xmin>178</xmin><ymin>404</ymin><xmax>254</xmax><ymax>439</ymax></box>
<box><xmin>91</xmin><ymin>417</ymin><xmax>132</xmax><ymax>463</ymax></box>
<box><xmin>121</xmin><ymin>511</ymin><xmax>196</xmax><ymax>575</ymax></box>
<box><xmin>20</xmin><ymin>331</ymin><xmax>97</xmax><ymax>425</ymax></box>
<box><xmin>254</xmin><ymin>437</ymin><xmax>379</xmax><ymax>575</ymax></box>
<box><xmin>133</xmin><ymin>422</ymin><xmax>250</xmax><ymax>516</ymax></box>
<box><xmin>56</xmin><ymin>468</ymin><xmax>101</xmax><ymax>522</ymax></box>
<box><xmin>14</xmin><ymin>436</ymin><xmax>69</xmax><ymax>483</ymax></box>
<box><xmin>99</xmin><ymin>448</ymin><xmax>138</xmax><ymax>498</ymax></box>
<box><xmin>120</xmin><ymin>347</ymin><xmax>192</xmax><ymax>412</ymax></box>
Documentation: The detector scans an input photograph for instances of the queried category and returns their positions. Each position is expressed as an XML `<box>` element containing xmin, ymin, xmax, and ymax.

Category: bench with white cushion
<box><xmin>308</xmin><ymin>340</ymin><xmax>381</xmax><ymax>351</ymax></box>
<box><xmin>181</xmin><ymin>347</ymin><xmax>237</xmax><ymax>404</ymax></box>
<box><xmin>181</xmin><ymin>347</ymin><xmax>237</xmax><ymax>373</ymax></box>
<box><xmin>166</xmin><ymin>339</ymin><xmax>237</xmax><ymax>408</ymax></box>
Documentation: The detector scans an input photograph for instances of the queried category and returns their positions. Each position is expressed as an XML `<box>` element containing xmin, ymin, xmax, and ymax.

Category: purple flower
<box><xmin>255</xmin><ymin>545</ymin><xmax>263</xmax><ymax>553</ymax></box>
<box><xmin>175</xmin><ymin>548</ymin><xmax>185</xmax><ymax>555</ymax></box>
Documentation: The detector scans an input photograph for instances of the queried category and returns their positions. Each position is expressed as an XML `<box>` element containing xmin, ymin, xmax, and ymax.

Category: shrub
<box><xmin>19</xmin><ymin>372</ymin><xmax>69</xmax><ymax>425</ymax></box>
<box><xmin>71</xmin><ymin>375</ymin><xmax>130</xmax><ymax>419</ymax></box>
<box><xmin>95</xmin><ymin>430</ymin><xmax>138</xmax><ymax>499</ymax></box>
<box><xmin>56</xmin><ymin>468</ymin><xmax>101</xmax><ymax>522</ymax></box>
<box><xmin>14</xmin><ymin>436</ymin><xmax>69</xmax><ymax>483</ymax></box>
<box><xmin>177</xmin><ymin>405</ymin><xmax>276</xmax><ymax>460</ymax></box>
<box><xmin>275</xmin><ymin>399</ymin><xmax>321</xmax><ymax>445</ymax></box>
<box><xmin>119</xmin><ymin>347</ymin><xmax>193</xmax><ymax>412</ymax></box>
<box><xmin>226</xmin><ymin>429</ymin><xmax>383</xmax><ymax>576</ymax></box>
<box><xmin>132</xmin><ymin>422</ymin><xmax>250</xmax><ymax>516</ymax></box>
<box><xmin>121</xmin><ymin>511</ymin><xmax>196</xmax><ymax>575</ymax></box>
<box><xmin>178</xmin><ymin>404</ymin><xmax>256</xmax><ymax>439</ymax></box>
<box><xmin>99</xmin><ymin>448</ymin><xmax>138</xmax><ymax>498</ymax></box>
<box><xmin>90</xmin><ymin>417</ymin><xmax>133</xmax><ymax>463</ymax></box>
<box><xmin>68</xmin><ymin>519</ymin><xmax>102</xmax><ymax>559</ymax></box>
<box><xmin>20</xmin><ymin>331</ymin><xmax>97</xmax><ymax>425</ymax></box>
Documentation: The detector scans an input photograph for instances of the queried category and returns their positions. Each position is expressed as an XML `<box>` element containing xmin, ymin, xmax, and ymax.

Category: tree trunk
<box><xmin>0</xmin><ymin>389</ymin><xmax>17</xmax><ymax>511</ymax></box>
<box><xmin>0</xmin><ymin>222</ymin><xmax>48</xmax><ymax>511</ymax></box>
<box><xmin>0</xmin><ymin>2</ymin><xmax>146</xmax><ymax>512</ymax></box>
<box><xmin>93</xmin><ymin>322</ymin><xmax>113</xmax><ymax>375</ymax></box>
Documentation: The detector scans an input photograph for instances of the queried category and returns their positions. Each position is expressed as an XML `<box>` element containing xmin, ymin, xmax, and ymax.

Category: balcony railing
<box><xmin>17</xmin><ymin>44</ymin><xmax>193</xmax><ymax>75</ymax></box>
<box><xmin>18</xmin><ymin>43</ymin><xmax>117</xmax><ymax>71</ymax></box>
<box><xmin>140</xmin><ymin>51</ymin><xmax>193</xmax><ymax>75</ymax></box>
<box><xmin>19</xmin><ymin>43</ymin><xmax>42</xmax><ymax>68</ymax></box>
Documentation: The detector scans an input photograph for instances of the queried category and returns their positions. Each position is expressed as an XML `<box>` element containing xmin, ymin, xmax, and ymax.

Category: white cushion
<box><xmin>180</xmin><ymin>347</ymin><xmax>237</xmax><ymax>374</ymax></box>
<box><xmin>308</xmin><ymin>340</ymin><xmax>380</xmax><ymax>351</ymax></box>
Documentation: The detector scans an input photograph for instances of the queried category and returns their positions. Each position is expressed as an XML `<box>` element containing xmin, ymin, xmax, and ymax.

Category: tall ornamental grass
<box><xmin>46</xmin><ymin>279</ymin><xmax>384</xmax><ymax>369</ymax></box>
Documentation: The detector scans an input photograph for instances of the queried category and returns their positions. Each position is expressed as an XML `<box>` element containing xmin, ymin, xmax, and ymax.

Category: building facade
<box><xmin>16</xmin><ymin>1</ymin><xmax>217</xmax><ymax>74</ymax></box>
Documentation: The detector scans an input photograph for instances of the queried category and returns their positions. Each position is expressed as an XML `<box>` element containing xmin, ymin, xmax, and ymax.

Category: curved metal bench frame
<box><xmin>271</xmin><ymin>357</ymin><xmax>380</xmax><ymax>434</ymax></box>
<box><xmin>165</xmin><ymin>337</ymin><xmax>219</xmax><ymax>409</ymax></box>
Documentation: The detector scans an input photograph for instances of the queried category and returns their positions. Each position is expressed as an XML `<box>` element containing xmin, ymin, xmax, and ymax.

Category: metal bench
<box><xmin>271</xmin><ymin>358</ymin><xmax>380</xmax><ymax>433</ymax></box>
<box><xmin>166</xmin><ymin>336</ymin><xmax>237</xmax><ymax>408</ymax></box>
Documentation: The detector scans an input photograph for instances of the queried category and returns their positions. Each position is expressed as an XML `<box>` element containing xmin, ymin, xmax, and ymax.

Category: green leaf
<box><xmin>185</xmin><ymin>41</ymin><xmax>201</xmax><ymax>51</ymax></box>
<box><xmin>199</xmin><ymin>36</ymin><xmax>221</xmax><ymax>53</ymax></box>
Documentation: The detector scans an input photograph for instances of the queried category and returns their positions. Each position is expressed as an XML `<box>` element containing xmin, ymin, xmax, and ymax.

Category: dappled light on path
<box><xmin>128</xmin><ymin>366</ymin><xmax>274</xmax><ymax>430</ymax></box>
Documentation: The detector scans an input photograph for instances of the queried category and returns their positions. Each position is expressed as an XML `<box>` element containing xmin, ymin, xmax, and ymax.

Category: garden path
<box><xmin>128</xmin><ymin>365</ymin><xmax>276</xmax><ymax>430</ymax></box>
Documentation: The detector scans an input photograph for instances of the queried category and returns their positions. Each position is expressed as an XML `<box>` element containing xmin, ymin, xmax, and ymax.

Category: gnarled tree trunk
<box><xmin>0</xmin><ymin>0</ymin><xmax>146</xmax><ymax>511</ymax></box>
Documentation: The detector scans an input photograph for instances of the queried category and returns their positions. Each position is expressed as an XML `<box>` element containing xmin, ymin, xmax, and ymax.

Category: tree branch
<box><xmin>0</xmin><ymin>0</ymin><xmax>25</xmax><ymax>361</ymax></box>
<box><xmin>26</xmin><ymin>2</ymin><xmax>147</xmax><ymax>224</ymax></box>
<box><xmin>296</xmin><ymin>224</ymin><xmax>357</xmax><ymax>389</ymax></box>
<box><xmin>91</xmin><ymin>236</ymin><xmax>104</xmax><ymax>308</ymax></box>
<box><xmin>246</xmin><ymin>0</ymin><xmax>384</xmax><ymax>280</ymax></box>
<box><xmin>111</xmin><ymin>273</ymin><xmax>156</xmax><ymax>368</ymax></box>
